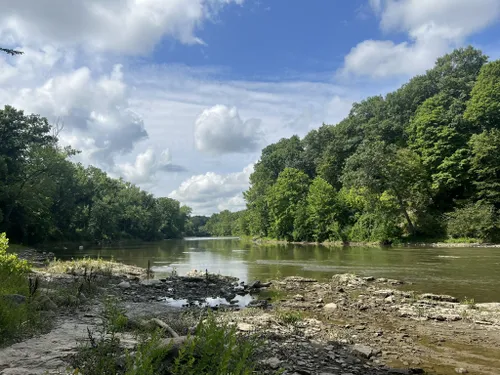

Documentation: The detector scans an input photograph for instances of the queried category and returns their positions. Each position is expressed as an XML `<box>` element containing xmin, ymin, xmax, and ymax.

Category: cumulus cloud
<box><xmin>116</xmin><ymin>148</ymin><xmax>187</xmax><ymax>184</ymax></box>
<box><xmin>0</xmin><ymin>0</ymin><xmax>245</xmax><ymax>55</ymax></box>
<box><xmin>343</xmin><ymin>0</ymin><xmax>500</xmax><ymax>78</ymax></box>
<box><xmin>194</xmin><ymin>105</ymin><xmax>263</xmax><ymax>154</ymax></box>
<box><xmin>0</xmin><ymin>58</ymin><xmax>147</xmax><ymax>166</ymax></box>
<box><xmin>169</xmin><ymin>164</ymin><xmax>253</xmax><ymax>215</ymax></box>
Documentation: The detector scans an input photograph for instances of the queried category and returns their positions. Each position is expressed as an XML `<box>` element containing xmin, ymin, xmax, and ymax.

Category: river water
<box><xmin>50</xmin><ymin>238</ymin><xmax>500</xmax><ymax>303</ymax></box>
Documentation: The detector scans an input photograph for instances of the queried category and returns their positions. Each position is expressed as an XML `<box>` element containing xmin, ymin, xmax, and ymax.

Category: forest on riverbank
<box><xmin>203</xmin><ymin>47</ymin><xmax>500</xmax><ymax>244</ymax></box>
<box><xmin>0</xmin><ymin>105</ymin><xmax>197</xmax><ymax>244</ymax></box>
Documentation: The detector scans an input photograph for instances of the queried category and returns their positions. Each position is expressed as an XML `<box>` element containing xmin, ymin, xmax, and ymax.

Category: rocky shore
<box><xmin>1</xmin><ymin>252</ymin><xmax>499</xmax><ymax>375</ymax></box>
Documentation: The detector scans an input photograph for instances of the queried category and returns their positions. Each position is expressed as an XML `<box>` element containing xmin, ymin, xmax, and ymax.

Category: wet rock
<box><xmin>248</xmin><ymin>280</ymin><xmax>272</xmax><ymax>289</ymax></box>
<box><xmin>420</xmin><ymin>293</ymin><xmax>458</xmax><ymax>303</ymax></box>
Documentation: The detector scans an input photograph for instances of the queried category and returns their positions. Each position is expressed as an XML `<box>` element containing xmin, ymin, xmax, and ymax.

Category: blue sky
<box><xmin>1</xmin><ymin>0</ymin><xmax>500</xmax><ymax>214</ymax></box>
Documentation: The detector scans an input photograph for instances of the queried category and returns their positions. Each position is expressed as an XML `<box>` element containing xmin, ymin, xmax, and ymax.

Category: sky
<box><xmin>1</xmin><ymin>0</ymin><xmax>500</xmax><ymax>215</ymax></box>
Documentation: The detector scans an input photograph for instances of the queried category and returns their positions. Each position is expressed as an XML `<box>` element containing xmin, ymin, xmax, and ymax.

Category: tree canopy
<box><xmin>203</xmin><ymin>47</ymin><xmax>500</xmax><ymax>243</ymax></box>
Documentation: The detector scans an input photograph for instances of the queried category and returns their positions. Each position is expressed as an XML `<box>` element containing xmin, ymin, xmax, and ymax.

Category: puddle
<box><xmin>162</xmin><ymin>294</ymin><xmax>254</xmax><ymax>308</ymax></box>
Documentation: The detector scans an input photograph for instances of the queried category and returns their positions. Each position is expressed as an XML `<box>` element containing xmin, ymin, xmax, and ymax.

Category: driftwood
<box><xmin>151</xmin><ymin>318</ymin><xmax>180</xmax><ymax>338</ymax></box>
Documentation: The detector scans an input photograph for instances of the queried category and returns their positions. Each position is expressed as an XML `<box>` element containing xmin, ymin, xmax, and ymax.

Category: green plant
<box><xmin>102</xmin><ymin>297</ymin><xmax>129</xmax><ymax>334</ymax></box>
<box><xmin>461</xmin><ymin>296</ymin><xmax>477</xmax><ymax>309</ymax></box>
<box><xmin>171</xmin><ymin>312</ymin><xmax>259</xmax><ymax>375</ymax></box>
<box><xmin>276</xmin><ymin>310</ymin><xmax>304</xmax><ymax>325</ymax></box>
<box><xmin>125</xmin><ymin>329</ymin><xmax>172</xmax><ymax>375</ymax></box>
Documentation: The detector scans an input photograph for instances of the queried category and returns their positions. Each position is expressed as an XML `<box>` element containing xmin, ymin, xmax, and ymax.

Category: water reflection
<box><xmin>48</xmin><ymin>238</ymin><xmax>500</xmax><ymax>302</ymax></box>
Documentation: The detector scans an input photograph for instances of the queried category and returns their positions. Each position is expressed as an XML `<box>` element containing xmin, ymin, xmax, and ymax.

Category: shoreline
<box><xmin>2</xmin><ymin>252</ymin><xmax>500</xmax><ymax>374</ymax></box>
<box><xmin>247</xmin><ymin>237</ymin><xmax>500</xmax><ymax>248</ymax></box>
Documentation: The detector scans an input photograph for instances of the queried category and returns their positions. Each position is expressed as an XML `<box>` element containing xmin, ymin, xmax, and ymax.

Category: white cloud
<box><xmin>169</xmin><ymin>164</ymin><xmax>253</xmax><ymax>215</ymax></box>
<box><xmin>194</xmin><ymin>105</ymin><xmax>263</xmax><ymax>154</ymax></box>
<box><xmin>0</xmin><ymin>58</ymin><xmax>147</xmax><ymax>166</ymax></box>
<box><xmin>0</xmin><ymin>0</ymin><xmax>244</xmax><ymax>55</ymax></box>
<box><xmin>343</xmin><ymin>0</ymin><xmax>500</xmax><ymax>78</ymax></box>
<box><xmin>116</xmin><ymin>148</ymin><xmax>187</xmax><ymax>184</ymax></box>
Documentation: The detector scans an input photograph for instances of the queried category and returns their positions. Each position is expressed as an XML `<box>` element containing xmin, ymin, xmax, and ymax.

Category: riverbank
<box><xmin>1</xmin><ymin>251</ymin><xmax>500</xmax><ymax>375</ymax></box>
<box><xmin>248</xmin><ymin>237</ymin><xmax>500</xmax><ymax>248</ymax></box>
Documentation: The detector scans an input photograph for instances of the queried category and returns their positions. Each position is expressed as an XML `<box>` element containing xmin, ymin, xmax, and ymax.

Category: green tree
<box><xmin>267</xmin><ymin>168</ymin><xmax>310</xmax><ymax>240</ymax></box>
<box><xmin>306</xmin><ymin>177</ymin><xmax>337</xmax><ymax>242</ymax></box>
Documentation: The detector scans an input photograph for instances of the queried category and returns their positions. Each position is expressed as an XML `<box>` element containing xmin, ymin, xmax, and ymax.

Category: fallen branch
<box><xmin>151</xmin><ymin>318</ymin><xmax>180</xmax><ymax>338</ymax></box>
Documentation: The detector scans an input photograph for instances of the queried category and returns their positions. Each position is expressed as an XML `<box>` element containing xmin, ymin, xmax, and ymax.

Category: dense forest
<box><xmin>203</xmin><ymin>47</ymin><xmax>500</xmax><ymax>244</ymax></box>
<box><xmin>0</xmin><ymin>106</ymin><xmax>194</xmax><ymax>244</ymax></box>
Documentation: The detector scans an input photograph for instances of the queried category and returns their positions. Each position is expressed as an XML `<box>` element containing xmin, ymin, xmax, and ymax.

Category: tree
<box><xmin>469</xmin><ymin>129</ymin><xmax>500</xmax><ymax>205</ymax></box>
<box><xmin>464</xmin><ymin>60</ymin><xmax>500</xmax><ymax>131</ymax></box>
<box><xmin>306</xmin><ymin>177</ymin><xmax>337</xmax><ymax>242</ymax></box>
<box><xmin>267</xmin><ymin>168</ymin><xmax>310</xmax><ymax>240</ymax></box>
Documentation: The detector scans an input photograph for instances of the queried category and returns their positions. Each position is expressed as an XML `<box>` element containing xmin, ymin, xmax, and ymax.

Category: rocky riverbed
<box><xmin>1</xmin><ymin>252</ymin><xmax>500</xmax><ymax>375</ymax></box>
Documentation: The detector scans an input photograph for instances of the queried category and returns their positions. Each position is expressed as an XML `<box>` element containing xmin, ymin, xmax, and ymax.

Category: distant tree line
<box><xmin>203</xmin><ymin>47</ymin><xmax>500</xmax><ymax>243</ymax></box>
<box><xmin>0</xmin><ymin>106</ymin><xmax>193</xmax><ymax>244</ymax></box>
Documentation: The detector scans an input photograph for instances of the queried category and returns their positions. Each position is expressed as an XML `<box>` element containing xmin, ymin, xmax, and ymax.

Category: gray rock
<box><xmin>35</xmin><ymin>295</ymin><xmax>58</xmax><ymax>311</ymax></box>
<box><xmin>351</xmin><ymin>344</ymin><xmax>374</xmax><ymax>359</ymax></box>
<box><xmin>455</xmin><ymin>368</ymin><xmax>468</xmax><ymax>374</ymax></box>
<box><xmin>140</xmin><ymin>279</ymin><xmax>161</xmax><ymax>286</ymax></box>
<box><xmin>294</xmin><ymin>294</ymin><xmax>305</xmax><ymax>301</ymax></box>
<box><xmin>2</xmin><ymin>294</ymin><xmax>26</xmax><ymax>305</ymax></box>
<box><xmin>261</xmin><ymin>357</ymin><xmax>282</xmax><ymax>369</ymax></box>
<box><xmin>237</xmin><ymin>322</ymin><xmax>254</xmax><ymax>332</ymax></box>
<box><xmin>118</xmin><ymin>281</ymin><xmax>131</xmax><ymax>289</ymax></box>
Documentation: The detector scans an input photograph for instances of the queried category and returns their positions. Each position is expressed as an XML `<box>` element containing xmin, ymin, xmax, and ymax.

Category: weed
<box><xmin>171</xmin><ymin>311</ymin><xmax>259</xmax><ymax>375</ymax></box>
<box><xmin>461</xmin><ymin>296</ymin><xmax>477</xmax><ymax>309</ymax></box>
<box><xmin>276</xmin><ymin>309</ymin><xmax>304</xmax><ymax>325</ymax></box>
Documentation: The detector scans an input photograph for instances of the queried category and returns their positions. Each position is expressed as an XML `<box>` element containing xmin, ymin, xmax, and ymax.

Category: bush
<box><xmin>445</xmin><ymin>202</ymin><xmax>500</xmax><ymax>242</ymax></box>
<box><xmin>171</xmin><ymin>312</ymin><xmax>259</xmax><ymax>375</ymax></box>
<box><xmin>0</xmin><ymin>232</ymin><xmax>36</xmax><ymax>346</ymax></box>
<box><xmin>349</xmin><ymin>212</ymin><xmax>402</xmax><ymax>243</ymax></box>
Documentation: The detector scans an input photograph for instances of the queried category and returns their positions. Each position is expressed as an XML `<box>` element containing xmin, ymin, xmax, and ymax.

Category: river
<box><xmin>49</xmin><ymin>238</ymin><xmax>500</xmax><ymax>303</ymax></box>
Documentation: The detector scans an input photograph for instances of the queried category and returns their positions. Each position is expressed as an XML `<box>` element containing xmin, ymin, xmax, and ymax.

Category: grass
<box><xmin>276</xmin><ymin>309</ymin><xmax>305</xmax><ymax>325</ymax></box>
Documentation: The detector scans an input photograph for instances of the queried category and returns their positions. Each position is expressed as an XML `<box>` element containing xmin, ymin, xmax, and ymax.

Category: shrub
<box><xmin>0</xmin><ymin>233</ymin><xmax>36</xmax><ymax>346</ymax></box>
<box><xmin>445</xmin><ymin>202</ymin><xmax>500</xmax><ymax>242</ymax></box>
<box><xmin>171</xmin><ymin>312</ymin><xmax>259</xmax><ymax>375</ymax></box>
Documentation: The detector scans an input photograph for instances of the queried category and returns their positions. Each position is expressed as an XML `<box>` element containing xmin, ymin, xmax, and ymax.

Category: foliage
<box><xmin>446</xmin><ymin>202</ymin><xmax>499</xmax><ymax>242</ymax></box>
<box><xmin>205</xmin><ymin>46</ymin><xmax>500</xmax><ymax>244</ymax></box>
<box><xmin>0</xmin><ymin>106</ymin><xmax>191</xmax><ymax>244</ymax></box>
<box><xmin>171</xmin><ymin>312</ymin><xmax>259</xmax><ymax>375</ymax></box>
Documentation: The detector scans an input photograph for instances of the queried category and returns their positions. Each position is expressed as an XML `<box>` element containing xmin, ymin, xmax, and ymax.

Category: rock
<box><xmin>237</xmin><ymin>322</ymin><xmax>254</xmax><ymax>332</ymax></box>
<box><xmin>140</xmin><ymin>279</ymin><xmax>161</xmax><ymax>286</ymax></box>
<box><xmin>294</xmin><ymin>294</ymin><xmax>305</xmax><ymax>301</ymax></box>
<box><xmin>420</xmin><ymin>293</ymin><xmax>458</xmax><ymax>303</ymax></box>
<box><xmin>261</xmin><ymin>357</ymin><xmax>282</xmax><ymax>369</ymax></box>
<box><xmin>351</xmin><ymin>344</ymin><xmax>374</xmax><ymax>359</ymax></box>
<box><xmin>35</xmin><ymin>295</ymin><xmax>58</xmax><ymax>311</ymax></box>
<box><xmin>374</xmin><ymin>289</ymin><xmax>394</xmax><ymax>298</ymax></box>
<box><xmin>1</xmin><ymin>294</ymin><xmax>26</xmax><ymax>305</ymax></box>
<box><xmin>160</xmin><ymin>336</ymin><xmax>193</xmax><ymax>361</ymax></box>
<box><xmin>455</xmin><ymin>368</ymin><xmax>468</xmax><ymax>374</ymax></box>
<box><xmin>385</xmin><ymin>296</ymin><xmax>396</xmax><ymax>303</ymax></box>
<box><xmin>324</xmin><ymin>303</ymin><xmax>338</xmax><ymax>311</ymax></box>
<box><xmin>118</xmin><ymin>281</ymin><xmax>131</xmax><ymax>289</ymax></box>
<box><xmin>248</xmin><ymin>280</ymin><xmax>272</xmax><ymax>289</ymax></box>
